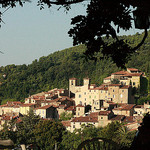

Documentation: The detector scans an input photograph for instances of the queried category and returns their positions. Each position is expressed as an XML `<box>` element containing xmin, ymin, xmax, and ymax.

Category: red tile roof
<box><xmin>121</xmin><ymin>104</ymin><xmax>135</xmax><ymax>110</ymax></box>
<box><xmin>21</xmin><ymin>103</ymin><xmax>36</xmax><ymax>107</ymax></box>
<box><xmin>110</xmin><ymin>115</ymin><xmax>125</xmax><ymax>121</ymax></box>
<box><xmin>69</xmin><ymin>78</ymin><xmax>77</xmax><ymax>80</ymax></box>
<box><xmin>61</xmin><ymin>121</ymin><xmax>71</xmax><ymax>127</ymax></box>
<box><xmin>113</xmin><ymin>104</ymin><xmax>135</xmax><ymax>111</ymax></box>
<box><xmin>36</xmin><ymin>105</ymin><xmax>53</xmax><ymax>109</ymax></box>
<box><xmin>2</xmin><ymin>116</ymin><xmax>11</xmax><ymax>120</ymax></box>
<box><xmin>89</xmin><ymin>112</ymin><xmax>99</xmax><ymax>118</ymax></box>
<box><xmin>112</xmin><ymin>71</ymin><xmax>128</xmax><ymax>75</ymax></box>
<box><xmin>123</xmin><ymin>116</ymin><xmax>135</xmax><ymax>123</ymax></box>
<box><xmin>76</xmin><ymin>104</ymin><xmax>84</xmax><ymax>107</ymax></box>
<box><xmin>71</xmin><ymin>116</ymin><xmax>98</xmax><ymax>122</ymax></box>
<box><xmin>104</xmin><ymin>76</ymin><xmax>111</xmax><ymax>80</ymax></box>
<box><xmin>99</xmin><ymin>111</ymin><xmax>111</xmax><ymax>116</ymax></box>
<box><xmin>65</xmin><ymin>106</ymin><xmax>75</xmax><ymax>111</ymax></box>
<box><xmin>127</xmin><ymin>68</ymin><xmax>139</xmax><ymax>71</ymax></box>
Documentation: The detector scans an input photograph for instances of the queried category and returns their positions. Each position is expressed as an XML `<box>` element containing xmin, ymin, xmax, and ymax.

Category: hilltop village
<box><xmin>0</xmin><ymin>68</ymin><xmax>148</xmax><ymax>132</ymax></box>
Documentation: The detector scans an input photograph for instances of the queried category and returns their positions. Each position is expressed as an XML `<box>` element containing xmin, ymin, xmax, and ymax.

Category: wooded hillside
<box><xmin>0</xmin><ymin>31</ymin><xmax>150</xmax><ymax>102</ymax></box>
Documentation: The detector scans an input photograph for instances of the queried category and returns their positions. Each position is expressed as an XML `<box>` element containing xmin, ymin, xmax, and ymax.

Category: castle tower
<box><xmin>83</xmin><ymin>78</ymin><xmax>90</xmax><ymax>85</ymax></box>
<box><xmin>69</xmin><ymin>78</ymin><xmax>77</xmax><ymax>95</ymax></box>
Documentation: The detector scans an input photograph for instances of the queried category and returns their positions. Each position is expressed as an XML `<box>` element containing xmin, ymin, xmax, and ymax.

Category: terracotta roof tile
<box><xmin>76</xmin><ymin>104</ymin><xmax>84</xmax><ymax>107</ymax></box>
<box><xmin>104</xmin><ymin>76</ymin><xmax>111</xmax><ymax>80</ymax></box>
<box><xmin>61</xmin><ymin>121</ymin><xmax>71</xmax><ymax>127</ymax></box>
<box><xmin>127</xmin><ymin>68</ymin><xmax>139</xmax><ymax>71</ymax></box>
<box><xmin>89</xmin><ymin>112</ymin><xmax>99</xmax><ymax>118</ymax></box>
<box><xmin>69</xmin><ymin>78</ymin><xmax>77</xmax><ymax>80</ymax></box>
<box><xmin>99</xmin><ymin>111</ymin><xmax>111</xmax><ymax>116</ymax></box>
<box><xmin>112</xmin><ymin>71</ymin><xmax>128</xmax><ymax>75</ymax></box>
<box><xmin>123</xmin><ymin>116</ymin><xmax>135</xmax><ymax>123</ymax></box>
<box><xmin>65</xmin><ymin>106</ymin><xmax>75</xmax><ymax>111</ymax></box>
<box><xmin>113</xmin><ymin>104</ymin><xmax>135</xmax><ymax>111</ymax></box>
<box><xmin>71</xmin><ymin>116</ymin><xmax>98</xmax><ymax>122</ymax></box>
<box><xmin>110</xmin><ymin>115</ymin><xmax>125</xmax><ymax>121</ymax></box>
<box><xmin>36</xmin><ymin>105</ymin><xmax>53</xmax><ymax>109</ymax></box>
<box><xmin>21</xmin><ymin>103</ymin><xmax>36</xmax><ymax>107</ymax></box>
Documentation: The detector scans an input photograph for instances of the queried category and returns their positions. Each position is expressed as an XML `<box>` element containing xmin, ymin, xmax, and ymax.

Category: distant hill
<box><xmin>0</xmin><ymin>31</ymin><xmax>150</xmax><ymax>102</ymax></box>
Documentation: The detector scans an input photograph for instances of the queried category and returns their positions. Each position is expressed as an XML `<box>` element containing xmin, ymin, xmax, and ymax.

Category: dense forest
<box><xmin>0</xmin><ymin>31</ymin><xmax>150</xmax><ymax>102</ymax></box>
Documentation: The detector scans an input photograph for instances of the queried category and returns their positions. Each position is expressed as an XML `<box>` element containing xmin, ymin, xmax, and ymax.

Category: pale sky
<box><xmin>0</xmin><ymin>1</ymin><xmax>142</xmax><ymax>67</ymax></box>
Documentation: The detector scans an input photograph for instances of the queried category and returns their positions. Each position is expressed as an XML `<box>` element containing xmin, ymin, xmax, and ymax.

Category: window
<box><xmin>101</xmin><ymin>117</ymin><xmax>103</xmax><ymax>119</ymax></box>
<box><xmin>80</xmin><ymin>101</ymin><xmax>82</xmax><ymax>105</ymax></box>
<box><xmin>78</xmin><ymin>112</ymin><xmax>80</xmax><ymax>116</ymax></box>
<box><xmin>78</xmin><ymin>108</ymin><xmax>80</xmax><ymax>111</ymax></box>
<box><xmin>113</xmin><ymin>95</ymin><xmax>115</xmax><ymax>98</ymax></box>
<box><xmin>73</xmin><ymin>125</ymin><xmax>75</xmax><ymax>128</ymax></box>
<box><xmin>71</xmin><ymin>80</ymin><xmax>73</xmax><ymax>85</ymax></box>
<box><xmin>101</xmin><ymin>91</ymin><xmax>103</xmax><ymax>93</ymax></box>
<box><xmin>84</xmin><ymin>92</ymin><xmax>86</xmax><ymax>95</ymax></box>
<box><xmin>97</xmin><ymin>102</ymin><xmax>99</xmax><ymax>105</ymax></box>
<box><xmin>113</xmin><ymin>89</ymin><xmax>114</xmax><ymax>92</ymax></box>
<box><xmin>89</xmin><ymin>96</ymin><xmax>91</xmax><ymax>98</ymax></box>
<box><xmin>85</xmin><ymin>98</ymin><xmax>86</xmax><ymax>101</ymax></box>
<box><xmin>79</xmin><ymin>94</ymin><xmax>81</xmax><ymax>98</ymax></box>
<box><xmin>94</xmin><ymin>96</ymin><xmax>96</xmax><ymax>98</ymax></box>
<box><xmin>122</xmin><ymin>90</ymin><xmax>124</xmax><ymax>92</ymax></box>
<box><xmin>133</xmin><ymin>82</ymin><xmax>135</xmax><ymax>86</ymax></box>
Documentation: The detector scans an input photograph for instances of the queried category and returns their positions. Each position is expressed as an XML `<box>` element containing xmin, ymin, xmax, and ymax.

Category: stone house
<box><xmin>35</xmin><ymin>105</ymin><xmax>59</xmax><ymax>119</ymax></box>
<box><xmin>113</xmin><ymin>104</ymin><xmax>135</xmax><ymax>116</ymax></box>
<box><xmin>76</xmin><ymin>104</ymin><xmax>85</xmax><ymax>117</ymax></box>
<box><xmin>70</xmin><ymin>78</ymin><xmax>133</xmax><ymax>107</ymax></box>
<box><xmin>20</xmin><ymin>103</ymin><xmax>36</xmax><ymax>115</ymax></box>
<box><xmin>103</xmin><ymin>68</ymin><xmax>145</xmax><ymax>88</ymax></box>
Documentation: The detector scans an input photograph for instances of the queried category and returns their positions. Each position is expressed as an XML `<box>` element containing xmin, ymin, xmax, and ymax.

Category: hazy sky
<box><xmin>0</xmin><ymin>1</ymin><xmax>142</xmax><ymax>67</ymax></box>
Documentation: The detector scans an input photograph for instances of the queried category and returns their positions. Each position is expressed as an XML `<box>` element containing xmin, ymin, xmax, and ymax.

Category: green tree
<box><xmin>34</xmin><ymin>120</ymin><xmax>65</xmax><ymax>150</ymax></box>
<box><xmin>115</xmin><ymin>126</ymin><xmax>136</xmax><ymax>148</ymax></box>
<box><xmin>99</xmin><ymin>121</ymin><xmax>122</xmax><ymax>140</ymax></box>
<box><xmin>61</xmin><ymin>131</ymin><xmax>82</xmax><ymax>150</ymax></box>
<box><xmin>16</xmin><ymin>109</ymin><xmax>40</xmax><ymax>145</ymax></box>
<box><xmin>0</xmin><ymin>120</ymin><xmax>17</xmax><ymax>143</ymax></box>
<box><xmin>59</xmin><ymin>112</ymin><xmax>73</xmax><ymax>121</ymax></box>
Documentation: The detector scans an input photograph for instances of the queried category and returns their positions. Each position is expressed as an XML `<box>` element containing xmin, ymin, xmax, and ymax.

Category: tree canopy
<box><xmin>0</xmin><ymin>0</ymin><xmax>150</xmax><ymax>67</ymax></box>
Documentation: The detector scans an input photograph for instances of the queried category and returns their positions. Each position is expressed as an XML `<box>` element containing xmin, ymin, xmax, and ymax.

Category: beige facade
<box><xmin>35</xmin><ymin>105</ymin><xmax>58</xmax><ymax>119</ymax></box>
<box><xmin>20</xmin><ymin>104</ymin><xmax>36</xmax><ymax>115</ymax></box>
<box><xmin>98</xmin><ymin>111</ymin><xmax>114</xmax><ymax>127</ymax></box>
<box><xmin>103</xmin><ymin>68</ymin><xmax>144</xmax><ymax>88</ymax></box>
<box><xmin>70</xmin><ymin>78</ymin><xmax>133</xmax><ymax>107</ymax></box>
<box><xmin>134</xmin><ymin>105</ymin><xmax>145</xmax><ymax>116</ymax></box>
<box><xmin>113</xmin><ymin>104</ymin><xmax>135</xmax><ymax>116</ymax></box>
<box><xmin>70</xmin><ymin>116</ymin><xmax>99</xmax><ymax>132</ymax></box>
<box><xmin>76</xmin><ymin>104</ymin><xmax>85</xmax><ymax>117</ymax></box>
